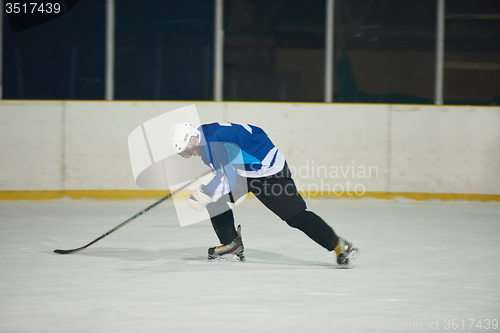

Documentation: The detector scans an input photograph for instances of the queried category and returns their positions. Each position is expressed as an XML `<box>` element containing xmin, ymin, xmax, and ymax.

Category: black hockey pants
<box><xmin>207</xmin><ymin>162</ymin><xmax>339</xmax><ymax>251</ymax></box>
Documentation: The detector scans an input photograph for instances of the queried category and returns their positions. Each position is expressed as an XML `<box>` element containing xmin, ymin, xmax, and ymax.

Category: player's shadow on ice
<box><xmin>240</xmin><ymin>249</ymin><xmax>332</xmax><ymax>267</ymax></box>
<box><xmin>169</xmin><ymin>247</ymin><xmax>333</xmax><ymax>267</ymax></box>
<box><xmin>54</xmin><ymin>247</ymin><xmax>334</xmax><ymax>268</ymax></box>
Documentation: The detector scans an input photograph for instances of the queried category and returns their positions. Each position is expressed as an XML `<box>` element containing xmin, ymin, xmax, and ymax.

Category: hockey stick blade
<box><xmin>53</xmin><ymin>172</ymin><xmax>211</xmax><ymax>254</ymax></box>
<box><xmin>54</xmin><ymin>248</ymin><xmax>86</xmax><ymax>254</ymax></box>
<box><xmin>54</xmin><ymin>249</ymin><xmax>81</xmax><ymax>254</ymax></box>
<box><xmin>54</xmin><ymin>235</ymin><xmax>105</xmax><ymax>254</ymax></box>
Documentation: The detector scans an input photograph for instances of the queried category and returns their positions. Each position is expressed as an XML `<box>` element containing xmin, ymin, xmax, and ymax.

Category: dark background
<box><xmin>3</xmin><ymin>0</ymin><xmax>499</xmax><ymax>104</ymax></box>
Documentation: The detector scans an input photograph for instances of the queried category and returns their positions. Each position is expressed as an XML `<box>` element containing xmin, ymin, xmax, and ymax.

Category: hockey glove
<box><xmin>188</xmin><ymin>187</ymin><xmax>212</xmax><ymax>210</ymax></box>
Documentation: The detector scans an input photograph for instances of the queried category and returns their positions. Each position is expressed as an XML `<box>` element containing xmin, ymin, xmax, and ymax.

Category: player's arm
<box><xmin>188</xmin><ymin>142</ymin><xmax>238</xmax><ymax>210</ymax></box>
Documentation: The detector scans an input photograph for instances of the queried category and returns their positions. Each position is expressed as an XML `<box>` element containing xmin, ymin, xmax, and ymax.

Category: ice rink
<box><xmin>1</xmin><ymin>197</ymin><xmax>499</xmax><ymax>333</ymax></box>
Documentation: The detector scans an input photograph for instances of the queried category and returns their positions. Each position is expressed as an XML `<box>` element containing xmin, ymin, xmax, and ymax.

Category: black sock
<box><xmin>209</xmin><ymin>208</ymin><xmax>237</xmax><ymax>245</ymax></box>
<box><xmin>286</xmin><ymin>210</ymin><xmax>339</xmax><ymax>251</ymax></box>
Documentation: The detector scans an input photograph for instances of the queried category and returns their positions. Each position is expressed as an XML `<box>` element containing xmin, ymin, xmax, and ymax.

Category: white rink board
<box><xmin>0</xmin><ymin>101</ymin><xmax>499</xmax><ymax>195</ymax></box>
<box><xmin>390</xmin><ymin>105</ymin><xmax>500</xmax><ymax>194</ymax></box>
<box><xmin>0</xmin><ymin>101</ymin><xmax>64</xmax><ymax>190</ymax></box>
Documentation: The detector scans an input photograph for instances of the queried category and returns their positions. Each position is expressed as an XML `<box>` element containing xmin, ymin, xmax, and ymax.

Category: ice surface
<box><xmin>0</xmin><ymin>197</ymin><xmax>499</xmax><ymax>333</ymax></box>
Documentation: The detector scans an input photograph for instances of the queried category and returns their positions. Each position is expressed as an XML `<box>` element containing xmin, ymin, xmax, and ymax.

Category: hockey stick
<box><xmin>54</xmin><ymin>173</ymin><xmax>210</xmax><ymax>254</ymax></box>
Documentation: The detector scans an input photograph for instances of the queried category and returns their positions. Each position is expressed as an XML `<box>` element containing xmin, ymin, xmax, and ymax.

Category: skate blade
<box><xmin>207</xmin><ymin>254</ymin><xmax>245</xmax><ymax>262</ymax></box>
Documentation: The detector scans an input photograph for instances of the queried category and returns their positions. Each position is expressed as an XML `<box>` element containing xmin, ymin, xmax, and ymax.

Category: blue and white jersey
<box><xmin>198</xmin><ymin>122</ymin><xmax>285</xmax><ymax>201</ymax></box>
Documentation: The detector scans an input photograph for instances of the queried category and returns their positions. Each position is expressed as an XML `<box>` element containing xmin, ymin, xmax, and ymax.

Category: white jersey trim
<box><xmin>237</xmin><ymin>148</ymin><xmax>285</xmax><ymax>178</ymax></box>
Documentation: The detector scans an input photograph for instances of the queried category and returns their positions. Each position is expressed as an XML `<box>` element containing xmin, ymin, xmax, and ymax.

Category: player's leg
<box><xmin>248</xmin><ymin>165</ymin><xmax>339</xmax><ymax>251</ymax></box>
<box><xmin>205</xmin><ymin>176</ymin><xmax>247</xmax><ymax>260</ymax></box>
<box><xmin>286</xmin><ymin>210</ymin><xmax>338</xmax><ymax>251</ymax></box>
<box><xmin>286</xmin><ymin>210</ymin><xmax>359</xmax><ymax>265</ymax></box>
<box><xmin>206</xmin><ymin>200</ymin><xmax>245</xmax><ymax>261</ymax></box>
<box><xmin>248</xmin><ymin>162</ymin><xmax>358</xmax><ymax>266</ymax></box>
<box><xmin>206</xmin><ymin>197</ymin><xmax>237</xmax><ymax>244</ymax></box>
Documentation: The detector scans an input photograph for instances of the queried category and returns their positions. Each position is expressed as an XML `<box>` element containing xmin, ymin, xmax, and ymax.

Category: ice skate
<box><xmin>208</xmin><ymin>225</ymin><xmax>245</xmax><ymax>261</ymax></box>
<box><xmin>334</xmin><ymin>237</ymin><xmax>359</xmax><ymax>267</ymax></box>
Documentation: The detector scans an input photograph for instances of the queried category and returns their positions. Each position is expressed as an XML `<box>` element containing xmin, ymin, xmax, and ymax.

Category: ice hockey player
<box><xmin>170</xmin><ymin>122</ymin><xmax>359</xmax><ymax>267</ymax></box>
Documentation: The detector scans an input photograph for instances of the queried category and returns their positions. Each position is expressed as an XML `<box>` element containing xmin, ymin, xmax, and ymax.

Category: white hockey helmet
<box><xmin>171</xmin><ymin>123</ymin><xmax>200</xmax><ymax>158</ymax></box>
